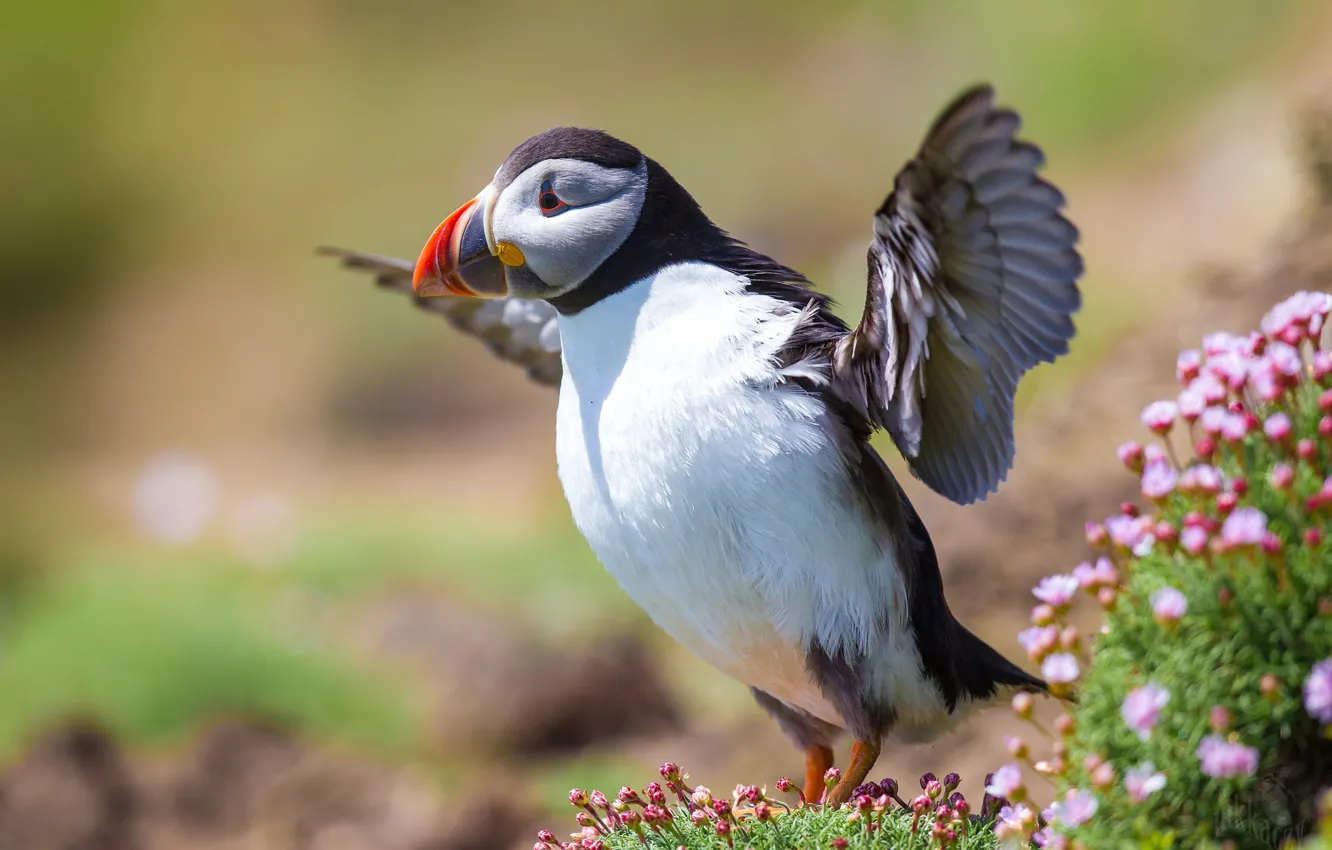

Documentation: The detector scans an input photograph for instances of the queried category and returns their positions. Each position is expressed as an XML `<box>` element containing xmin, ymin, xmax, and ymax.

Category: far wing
<box><xmin>319</xmin><ymin>247</ymin><xmax>563</xmax><ymax>387</ymax></box>
<box><xmin>832</xmin><ymin>85</ymin><xmax>1082</xmax><ymax>505</ymax></box>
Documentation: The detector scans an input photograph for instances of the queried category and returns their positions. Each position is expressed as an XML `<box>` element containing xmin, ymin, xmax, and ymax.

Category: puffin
<box><xmin>322</xmin><ymin>84</ymin><xmax>1081</xmax><ymax>807</ymax></box>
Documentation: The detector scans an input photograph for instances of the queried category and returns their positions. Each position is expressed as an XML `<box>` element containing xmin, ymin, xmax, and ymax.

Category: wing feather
<box><xmin>317</xmin><ymin>247</ymin><xmax>563</xmax><ymax>387</ymax></box>
<box><xmin>832</xmin><ymin>85</ymin><xmax>1082</xmax><ymax>505</ymax></box>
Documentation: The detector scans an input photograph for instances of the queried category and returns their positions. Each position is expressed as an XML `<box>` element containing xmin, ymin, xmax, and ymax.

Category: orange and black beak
<box><xmin>412</xmin><ymin>190</ymin><xmax>510</xmax><ymax>298</ymax></box>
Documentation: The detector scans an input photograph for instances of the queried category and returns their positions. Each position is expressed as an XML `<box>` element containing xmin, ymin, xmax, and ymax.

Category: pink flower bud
<box><xmin>1178</xmin><ymin>387</ymin><xmax>1207</xmax><ymax>421</ymax></box>
<box><xmin>1180</xmin><ymin>464</ymin><xmax>1223</xmax><ymax>495</ymax></box>
<box><xmin>1216</xmin><ymin>492</ymin><xmax>1238</xmax><ymax>515</ymax></box>
<box><xmin>1180</xmin><ymin>525</ymin><xmax>1209</xmax><ymax>555</ymax></box>
<box><xmin>1177</xmin><ymin>349</ymin><xmax>1202</xmax><ymax>383</ymax></box>
<box><xmin>1042</xmin><ymin>653</ymin><xmax>1081</xmax><ymax>686</ymax></box>
<box><xmin>1118</xmin><ymin>441</ymin><xmax>1145</xmax><ymax>472</ymax></box>
<box><xmin>1012</xmin><ymin>692</ymin><xmax>1034</xmax><ymax>719</ymax></box>
<box><xmin>1085</xmin><ymin>522</ymin><xmax>1108</xmax><ymax>547</ymax></box>
<box><xmin>1054</xmin><ymin>713</ymin><xmax>1077</xmax><ymax>736</ymax></box>
<box><xmin>1301</xmin><ymin>439</ymin><xmax>1318</xmax><ymax>460</ymax></box>
<box><xmin>1317</xmin><ymin>350</ymin><xmax>1332</xmax><ymax>381</ymax></box>
<box><xmin>1221</xmin><ymin>412</ymin><xmax>1250</xmax><ymax>442</ymax></box>
<box><xmin>569</xmin><ymin>789</ymin><xmax>589</xmax><ymax>807</ymax></box>
<box><xmin>1183</xmin><ymin>510</ymin><xmax>1212</xmax><ymax>529</ymax></box>
<box><xmin>1209</xmin><ymin>705</ymin><xmax>1232</xmax><ymax>732</ymax></box>
<box><xmin>1307</xmin><ymin>528</ymin><xmax>1324</xmax><ymax>546</ymax></box>
<box><xmin>1091</xmin><ymin>762</ymin><xmax>1116</xmax><ymax>790</ymax></box>
<box><xmin>1261</xmin><ymin>673</ymin><xmax>1281</xmax><ymax>699</ymax></box>
<box><xmin>1141</xmin><ymin>401</ymin><xmax>1178</xmax><ymax>433</ymax></box>
<box><xmin>1197</xmin><ymin>736</ymin><xmax>1260</xmax><ymax>779</ymax></box>
<box><xmin>1153</xmin><ymin>520</ymin><xmax>1178</xmax><ymax>544</ymax></box>
<box><xmin>1123</xmin><ymin>683</ymin><xmax>1171</xmax><ymax>741</ymax></box>
<box><xmin>1151</xmin><ymin>586</ymin><xmax>1188</xmax><ymax>626</ymax></box>
<box><xmin>1141</xmin><ymin>462</ymin><xmax>1179</xmax><ymax>501</ymax></box>
<box><xmin>1017</xmin><ymin>625</ymin><xmax>1059</xmax><ymax>660</ymax></box>
<box><xmin>1219</xmin><ymin>506</ymin><xmax>1267</xmax><ymax>549</ymax></box>
<box><xmin>1265</xmin><ymin>413</ymin><xmax>1293</xmax><ymax>442</ymax></box>
<box><xmin>1262</xmin><ymin>532</ymin><xmax>1283</xmax><ymax>555</ymax></box>
<box><xmin>1006</xmin><ymin>735</ymin><xmax>1029</xmax><ymax>758</ymax></box>
<box><xmin>642</xmin><ymin>804</ymin><xmax>667</xmax><ymax>823</ymax></box>
<box><xmin>1271</xmin><ymin>463</ymin><xmax>1295</xmax><ymax>490</ymax></box>
<box><xmin>1097</xmin><ymin>586</ymin><xmax>1118</xmax><ymax>609</ymax></box>
<box><xmin>1322</xmin><ymin>417</ymin><xmax>1332</xmax><ymax>439</ymax></box>
<box><xmin>1060</xmin><ymin>625</ymin><xmax>1081</xmax><ymax>650</ymax></box>
<box><xmin>985</xmin><ymin>764</ymin><xmax>1025</xmax><ymax>801</ymax></box>
<box><xmin>1196</xmin><ymin>437</ymin><xmax>1216</xmax><ymax>461</ymax></box>
<box><xmin>1201</xmin><ymin>407</ymin><xmax>1228</xmax><ymax>436</ymax></box>
<box><xmin>1033</xmin><ymin>574</ymin><xmax>1079</xmax><ymax>609</ymax></box>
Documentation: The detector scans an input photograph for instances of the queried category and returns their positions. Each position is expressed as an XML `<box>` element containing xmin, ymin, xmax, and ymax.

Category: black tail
<box><xmin>952</xmin><ymin>622</ymin><xmax>1049</xmax><ymax>702</ymax></box>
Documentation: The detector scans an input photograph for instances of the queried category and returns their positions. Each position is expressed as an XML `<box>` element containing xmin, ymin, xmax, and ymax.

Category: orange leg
<box><xmin>824</xmin><ymin>736</ymin><xmax>881</xmax><ymax>808</ymax></box>
<box><xmin>803</xmin><ymin>744</ymin><xmax>835</xmax><ymax>805</ymax></box>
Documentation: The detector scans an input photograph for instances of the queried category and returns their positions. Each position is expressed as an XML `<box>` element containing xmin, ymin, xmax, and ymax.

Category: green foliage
<box><xmin>591</xmin><ymin>806</ymin><xmax>1000</xmax><ymax>849</ymax></box>
<box><xmin>540</xmin><ymin>767</ymin><xmax>1009</xmax><ymax>849</ymax></box>
<box><xmin>540</xmin><ymin>785</ymin><xmax>1001</xmax><ymax>849</ymax></box>
<box><xmin>1022</xmin><ymin>295</ymin><xmax>1332</xmax><ymax>848</ymax></box>
<box><xmin>0</xmin><ymin>561</ymin><xmax>423</xmax><ymax>764</ymax></box>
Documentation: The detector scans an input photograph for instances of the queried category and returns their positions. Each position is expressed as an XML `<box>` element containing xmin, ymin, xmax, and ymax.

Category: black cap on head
<box><xmin>493</xmin><ymin>127</ymin><xmax>643</xmax><ymax>191</ymax></box>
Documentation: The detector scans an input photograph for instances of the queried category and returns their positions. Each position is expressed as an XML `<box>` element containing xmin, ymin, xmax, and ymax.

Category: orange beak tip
<box><xmin>411</xmin><ymin>219</ymin><xmax>449</xmax><ymax>295</ymax></box>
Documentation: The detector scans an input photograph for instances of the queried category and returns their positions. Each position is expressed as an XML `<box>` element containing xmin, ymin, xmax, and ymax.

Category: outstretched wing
<box><xmin>832</xmin><ymin>85</ymin><xmax>1082</xmax><ymax>505</ymax></box>
<box><xmin>319</xmin><ymin>246</ymin><xmax>563</xmax><ymax>387</ymax></box>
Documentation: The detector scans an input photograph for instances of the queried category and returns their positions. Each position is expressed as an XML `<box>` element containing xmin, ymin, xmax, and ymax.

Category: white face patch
<box><xmin>489</xmin><ymin>158</ymin><xmax>648</xmax><ymax>298</ymax></box>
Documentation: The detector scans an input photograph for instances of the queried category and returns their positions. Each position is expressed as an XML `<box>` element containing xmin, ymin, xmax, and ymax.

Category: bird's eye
<box><xmin>538</xmin><ymin>179</ymin><xmax>568</xmax><ymax>216</ymax></box>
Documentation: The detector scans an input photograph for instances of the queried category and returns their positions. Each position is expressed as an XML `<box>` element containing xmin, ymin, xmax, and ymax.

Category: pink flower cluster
<box><xmin>1305</xmin><ymin>659</ymin><xmax>1332</xmax><ymax>724</ymax></box>
<box><xmin>1000</xmin><ymin>292</ymin><xmax>1332</xmax><ymax>843</ymax></box>
<box><xmin>1121</xmin><ymin>683</ymin><xmax>1171</xmax><ymax>741</ymax></box>
<box><xmin>1195</xmin><ymin>736</ymin><xmax>1259</xmax><ymax>779</ymax></box>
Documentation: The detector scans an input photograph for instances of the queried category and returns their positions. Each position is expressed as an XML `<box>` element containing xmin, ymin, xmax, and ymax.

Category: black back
<box><xmin>492</xmin><ymin>127</ymin><xmax>812</xmax><ymax>315</ymax></box>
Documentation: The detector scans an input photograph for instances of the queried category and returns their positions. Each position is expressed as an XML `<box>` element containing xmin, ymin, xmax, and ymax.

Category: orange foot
<box><xmin>802</xmin><ymin>744</ymin><xmax>834</xmax><ymax>806</ymax></box>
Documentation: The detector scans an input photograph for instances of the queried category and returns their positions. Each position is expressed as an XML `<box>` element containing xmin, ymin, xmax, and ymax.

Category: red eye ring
<box><xmin>538</xmin><ymin>179</ymin><xmax>568</xmax><ymax>216</ymax></box>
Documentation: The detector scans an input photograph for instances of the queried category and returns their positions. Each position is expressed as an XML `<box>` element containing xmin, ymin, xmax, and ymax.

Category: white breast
<box><xmin>553</xmin><ymin>263</ymin><xmax>943</xmax><ymax>730</ymax></box>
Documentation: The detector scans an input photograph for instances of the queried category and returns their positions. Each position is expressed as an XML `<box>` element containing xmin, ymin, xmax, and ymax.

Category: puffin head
<box><xmin>412</xmin><ymin>128</ymin><xmax>651</xmax><ymax>308</ymax></box>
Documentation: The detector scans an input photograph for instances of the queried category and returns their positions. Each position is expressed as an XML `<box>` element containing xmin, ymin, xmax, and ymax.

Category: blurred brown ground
<box><xmin>5</xmin><ymin>2</ymin><xmax>1332</xmax><ymax>848</ymax></box>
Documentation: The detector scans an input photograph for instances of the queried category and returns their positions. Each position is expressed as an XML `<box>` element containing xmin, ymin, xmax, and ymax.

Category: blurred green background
<box><xmin>3</xmin><ymin>1</ymin><xmax>1332</xmax><ymax>846</ymax></box>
